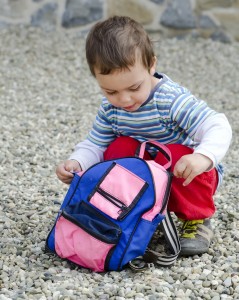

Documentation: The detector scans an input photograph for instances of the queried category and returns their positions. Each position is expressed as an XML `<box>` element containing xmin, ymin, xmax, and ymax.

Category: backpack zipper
<box><xmin>96</xmin><ymin>187</ymin><xmax>127</xmax><ymax>211</ymax></box>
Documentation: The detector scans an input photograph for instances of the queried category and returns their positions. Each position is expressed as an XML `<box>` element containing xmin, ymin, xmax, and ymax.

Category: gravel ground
<box><xmin>0</xmin><ymin>27</ymin><xmax>239</xmax><ymax>300</ymax></box>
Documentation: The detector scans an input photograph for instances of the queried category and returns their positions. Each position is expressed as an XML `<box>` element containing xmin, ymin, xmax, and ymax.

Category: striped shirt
<box><xmin>87</xmin><ymin>73</ymin><xmax>216</xmax><ymax>149</ymax></box>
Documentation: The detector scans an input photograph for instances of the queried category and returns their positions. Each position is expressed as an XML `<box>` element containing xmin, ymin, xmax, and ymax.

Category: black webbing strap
<box><xmin>128</xmin><ymin>211</ymin><xmax>181</xmax><ymax>271</ymax></box>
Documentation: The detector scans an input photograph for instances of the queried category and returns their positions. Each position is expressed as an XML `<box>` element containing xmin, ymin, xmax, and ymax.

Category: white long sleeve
<box><xmin>69</xmin><ymin>140</ymin><xmax>106</xmax><ymax>171</ymax></box>
<box><xmin>193</xmin><ymin>113</ymin><xmax>232</xmax><ymax>168</ymax></box>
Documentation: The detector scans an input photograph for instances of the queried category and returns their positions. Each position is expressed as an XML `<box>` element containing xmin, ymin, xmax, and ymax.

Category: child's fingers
<box><xmin>173</xmin><ymin>161</ymin><xmax>186</xmax><ymax>178</ymax></box>
<box><xmin>56</xmin><ymin>160</ymin><xmax>81</xmax><ymax>184</ymax></box>
<box><xmin>183</xmin><ymin>171</ymin><xmax>196</xmax><ymax>186</ymax></box>
<box><xmin>56</xmin><ymin>162</ymin><xmax>74</xmax><ymax>180</ymax></box>
<box><xmin>64</xmin><ymin>160</ymin><xmax>81</xmax><ymax>173</ymax></box>
<box><xmin>61</xmin><ymin>177</ymin><xmax>73</xmax><ymax>184</ymax></box>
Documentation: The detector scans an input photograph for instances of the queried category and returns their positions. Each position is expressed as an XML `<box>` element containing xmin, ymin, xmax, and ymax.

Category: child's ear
<box><xmin>149</xmin><ymin>56</ymin><xmax>157</xmax><ymax>75</ymax></box>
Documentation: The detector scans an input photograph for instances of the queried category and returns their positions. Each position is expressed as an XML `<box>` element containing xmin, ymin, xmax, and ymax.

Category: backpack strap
<box><xmin>128</xmin><ymin>211</ymin><xmax>181</xmax><ymax>271</ymax></box>
<box><xmin>137</xmin><ymin>140</ymin><xmax>172</xmax><ymax>170</ymax></box>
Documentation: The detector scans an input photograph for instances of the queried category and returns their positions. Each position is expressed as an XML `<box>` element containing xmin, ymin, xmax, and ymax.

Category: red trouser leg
<box><xmin>104</xmin><ymin>137</ymin><xmax>218</xmax><ymax>220</ymax></box>
<box><xmin>155</xmin><ymin>144</ymin><xmax>218</xmax><ymax>220</ymax></box>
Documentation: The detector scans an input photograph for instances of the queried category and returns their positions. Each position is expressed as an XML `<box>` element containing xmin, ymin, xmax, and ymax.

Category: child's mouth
<box><xmin>123</xmin><ymin>104</ymin><xmax>136</xmax><ymax>110</ymax></box>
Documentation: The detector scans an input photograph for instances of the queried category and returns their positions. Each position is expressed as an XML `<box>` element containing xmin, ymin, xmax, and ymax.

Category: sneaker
<box><xmin>180</xmin><ymin>218</ymin><xmax>213</xmax><ymax>256</ymax></box>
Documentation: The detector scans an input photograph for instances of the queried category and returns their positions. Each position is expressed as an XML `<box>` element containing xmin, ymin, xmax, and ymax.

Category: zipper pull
<box><xmin>117</xmin><ymin>204</ymin><xmax>129</xmax><ymax>220</ymax></box>
<box><xmin>117</xmin><ymin>203</ymin><xmax>127</xmax><ymax>214</ymax></box>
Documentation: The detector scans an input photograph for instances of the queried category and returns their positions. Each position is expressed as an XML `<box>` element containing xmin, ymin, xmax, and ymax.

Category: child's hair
<box><xmin>86</xmin><ymin>16</ymin><xmax>155</xmax><ymax>76</ymax></box>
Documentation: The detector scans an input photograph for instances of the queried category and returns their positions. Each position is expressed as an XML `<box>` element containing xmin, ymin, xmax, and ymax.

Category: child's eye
<box><xmin>106</xmin><ymin>91</ymin><xmax>117</xmax><ymax>95</ymax></box>
<box><xmin>130</xmin><ymin>85</ymin><xmax>141</xmax><ymax>92</ymax></box>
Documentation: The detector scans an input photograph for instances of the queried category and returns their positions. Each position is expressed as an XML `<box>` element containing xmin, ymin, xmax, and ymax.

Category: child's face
<box><xmin>94</xmin><ymin>57</ymin><xmax>158</xmax><ymax>112</ymax></box>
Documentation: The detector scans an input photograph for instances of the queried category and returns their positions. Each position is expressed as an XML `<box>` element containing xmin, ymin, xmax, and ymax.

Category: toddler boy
<box><xmin>56</xmin><ymin>16</ymin><xmax>232</xmax><ymax>256</ymax></box>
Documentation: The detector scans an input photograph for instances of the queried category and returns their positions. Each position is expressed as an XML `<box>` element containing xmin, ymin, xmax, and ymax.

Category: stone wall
<box><xmin>1</xmin><ymin>0</ymin><xmax>239</xmax><ymax>43</ymax></box>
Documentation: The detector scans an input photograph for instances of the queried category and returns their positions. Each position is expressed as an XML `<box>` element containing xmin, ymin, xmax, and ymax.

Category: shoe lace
<box><xmin>181</xmin><ymin>220</ymin><xmax>204</xmax><ymax>238</ymax></box>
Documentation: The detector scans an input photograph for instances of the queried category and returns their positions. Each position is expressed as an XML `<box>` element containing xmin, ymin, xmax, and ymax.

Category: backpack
<box><xmin>45</xmin><ymin>141</ymin><xmax>180</xmax><ymax>272</ymax></box>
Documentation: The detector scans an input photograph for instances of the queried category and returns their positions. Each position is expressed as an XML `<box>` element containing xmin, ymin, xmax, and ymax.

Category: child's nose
<box><xmin>118</xmin><ymin>92</ymin><xmax>131</xmax><ymax>104</ymax></box>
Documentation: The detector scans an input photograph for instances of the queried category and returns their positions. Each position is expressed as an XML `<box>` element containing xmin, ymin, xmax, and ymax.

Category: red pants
<box><xmin>104</xmin><ymin>137</ymin><xmax>218</xmax><ymax>220</ymax></box>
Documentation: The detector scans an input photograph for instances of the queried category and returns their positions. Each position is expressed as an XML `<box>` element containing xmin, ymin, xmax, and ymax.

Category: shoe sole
<box><xmin>180</xmin><ymin>247</ymin><xmax>209</xmax><ymax>256</ymax></box>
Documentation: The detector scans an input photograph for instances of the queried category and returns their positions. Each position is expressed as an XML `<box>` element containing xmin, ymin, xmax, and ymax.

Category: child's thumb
<box><xmin>73</xmin><ymin>165</ymin><xmax>82</xmax><ymax>172</ymax></box>
<box><xmin>71</xmin><ymin>162</ymin><xmax>82</xmax><ymax>173</ymax></box>
<box><xmin>65</xmin><ymin>161</ymin><xmax>81</xmax><ymax>173</ymax></box>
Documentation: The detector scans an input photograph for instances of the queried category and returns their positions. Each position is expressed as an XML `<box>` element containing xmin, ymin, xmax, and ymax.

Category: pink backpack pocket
<box><xmin>88</xmin><ymin>162</ymin><xmax>148</xmax><ymax>220</ymax></box>
<box><xmin>55</xmin><ymin>202</ymin><xmax>121</xmax><ymax>272</ymax></box>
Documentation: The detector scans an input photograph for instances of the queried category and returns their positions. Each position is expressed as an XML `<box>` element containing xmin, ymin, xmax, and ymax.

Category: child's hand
<box><xmin>173</xmin><ymin>153</ymin><xmax>213</xmax><ymax>186</ymax></box>
<box><xmin>56</xmin><ymin>160</ymin><xmax>82</xmax><ymax>184</ymax></box>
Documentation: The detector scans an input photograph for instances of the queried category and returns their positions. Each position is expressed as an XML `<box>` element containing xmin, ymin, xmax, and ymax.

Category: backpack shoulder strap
<box><xmin>128</xmin><ymin>211</ymin><xmax>181</xmax><ymax>271</ymax></box>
